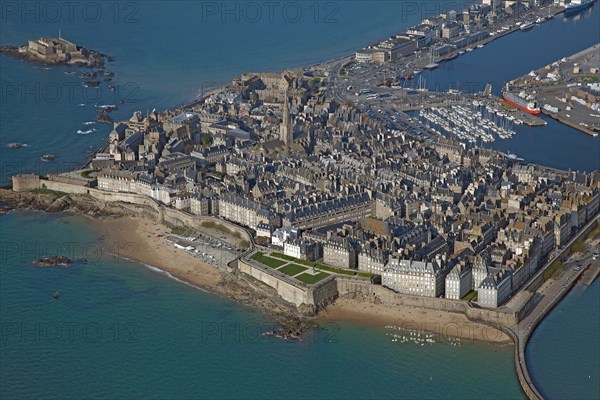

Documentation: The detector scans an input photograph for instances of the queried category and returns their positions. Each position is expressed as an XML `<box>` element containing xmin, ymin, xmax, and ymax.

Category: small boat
<box><xmin>7</xmin><ymin>142</ymin><xmax>23</xmax><ymax>149</ymax></box>
<box><xmin>52</xmin><ymin>291</ymin><xmax>59</xmax><ymax>299</ymax></box>
<box><xmin>520</xmin><ymin>21</ymin><xmax>535</xmax><ymax>31</ymax></box>
<box><xmin>41</xmin><ymin>154</ymin><xmax>55</xmax><ymax>161</ymax></box>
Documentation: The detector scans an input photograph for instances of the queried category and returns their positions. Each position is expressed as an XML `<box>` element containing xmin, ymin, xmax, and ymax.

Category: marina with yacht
<box><xmin>418</xmin><ymin>104</ymin><xmax>517</xmax><ymax>144</ymax></box>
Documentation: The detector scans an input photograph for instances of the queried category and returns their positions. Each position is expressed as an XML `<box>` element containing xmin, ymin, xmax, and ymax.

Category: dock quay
<box><xmin>579</xmin><ymin>262</ymin><xmax>600</xmax><ymax>286</ymax></box>
<box><xmin>390</xmin><ymin>5</ymin><xmax>566</xmax><ymax>77</ymax></box>
<box><xmin>507</xmin><ymin>43</ymin><xmax>600</xmax><ymax>137</ymax></box>
<box><xmin>493</xmin><ymin>97</ymin><xmax>547</xmax><ymax>127</ymax></box>
<box><xmin>542</xmin><ymin>108</ymin><xmax>599</xmax><ymax>137</ymax></box>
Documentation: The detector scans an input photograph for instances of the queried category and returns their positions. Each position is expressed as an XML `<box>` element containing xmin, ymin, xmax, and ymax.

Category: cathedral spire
<box><xmin>280</xmin><ymin>91</ymin><xmax>292</xmax><ymax>145</ymax></box>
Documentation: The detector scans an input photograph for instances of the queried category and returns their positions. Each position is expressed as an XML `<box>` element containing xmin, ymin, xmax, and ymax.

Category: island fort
<box><xmin>1</xmin><ymin>36</ymin><xmax>108</xmax><ymax>68</ymax></box>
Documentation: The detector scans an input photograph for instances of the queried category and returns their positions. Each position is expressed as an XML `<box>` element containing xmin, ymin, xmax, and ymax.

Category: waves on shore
<box><xmin>142</xmin><ymin>263</ymin><xmax>209</xmax><ymax>293</ymax></box>
<box><xmin>111</xmin><ymin>253</ymin><xmax>209</xmax><ymax>293</ymax></box>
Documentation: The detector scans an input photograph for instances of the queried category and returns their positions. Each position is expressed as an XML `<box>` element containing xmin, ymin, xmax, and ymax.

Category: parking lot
<box><xmin>167</xmin><ymin>229</ymin><xmax>243</xmax><ymax>269</ymax></box>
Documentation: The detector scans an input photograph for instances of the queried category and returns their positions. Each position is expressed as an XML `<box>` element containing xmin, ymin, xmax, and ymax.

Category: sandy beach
<box><xmin>94</xmin><ymin>216</ymin><xmax>512</xmax><ymax>345</ymax></box>
<box><xmin>94</xmin><ymin>215</ymin><xmax>309</xmax><ymax>336</ymax></box>
<box><xmin>96</xmin><ymin>216</ymin><xmax>224</xmax><ymax>290</ymax></box>
<box><xmin>319</xmin><ymin>297</ymin><xmax>512</xmax><ymax>344</ymax></box>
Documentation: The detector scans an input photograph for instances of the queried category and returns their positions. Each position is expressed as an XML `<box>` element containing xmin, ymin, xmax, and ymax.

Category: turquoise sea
<box><xmin>527</xmin><ymin>279</ymin><xmax>600</xmax><ymax>400</ymax></box>
<box><xmin>1</xmin><ymin>1</ymin><xmax>599</xmax><ymax>399</ymax></box>
<box><xmin>0</xmin><ymin>211</ymin><xmax>523</xmax><ymax>399</ymax></box>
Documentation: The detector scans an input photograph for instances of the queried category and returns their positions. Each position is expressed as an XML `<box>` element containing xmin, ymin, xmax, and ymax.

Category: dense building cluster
<box><xmin>92</xmin><ymin>1</ymin><xmax>599</xmax><ymax>309</ymax></box>
<box><xmin>355</xmin><ymin>0</ymin><xmax>548</xmax><ymax>65</ymax></box>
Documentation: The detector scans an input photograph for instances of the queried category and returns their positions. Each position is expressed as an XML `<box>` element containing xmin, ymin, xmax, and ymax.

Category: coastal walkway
<box><xmin>512</xmin><ymin>216</ymin><xmax>599</xmax><ymax>399</ymax></box>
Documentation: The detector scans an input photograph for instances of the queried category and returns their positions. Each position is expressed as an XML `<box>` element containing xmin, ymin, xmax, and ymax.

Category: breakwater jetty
<box><xmin>512</xmin><ymin>215</ymin><xmax>599</xmax><ymax>399</ymax></box>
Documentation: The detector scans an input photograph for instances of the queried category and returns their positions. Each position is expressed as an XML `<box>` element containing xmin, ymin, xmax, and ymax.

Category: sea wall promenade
<box><xmin>336</xmin><ymin>277</ymin><xmax>520</xmax><ymax>327</ymax></box>
<box><xmin>7</xmin><ymin>173</ymin><xmax>600</xmax><ymax>399</ymax></box>
<box><xmin>512</xmin><ymin>215</ymin><xmax>600</xmax><ymax>400</ymax></box>
<box><xmin>11</xmin><ymin>173</ymin><xmax>253</xmax><ymax>249</ymax></box>
<box><xmin>238</xmin><ymin>257</ymin><xmax>338</xmax><ymax>310</ymax></box>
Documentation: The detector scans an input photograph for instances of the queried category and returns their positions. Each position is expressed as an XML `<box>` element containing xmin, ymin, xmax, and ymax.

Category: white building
<box><xmin>256</xmin><ymin>222</ymin><xmax>273</xmax><ymax>239</ymax></box>
<box><xmin>383</xmin><ymin>258</ymin><xmax>447</xmax><ymax>298</ymax></box>
<box><xmin>219</xmin><ymin>193</ymin><xmax>258</xmax><ymax>229</ymax></box>
<box><xmin>190</xmin><ymin>196</ymin><xmax>210</xmax><ymax>216</ymax></box>
<box><xmin>151</xmin><ymin>185</ymin><xmax>175</xmax><ymax>205</ymax></box>
<box><xmin>358</xmin><ymin>250</ymin><xmax>388</xmax><ymax>275</ymax></box>
<box><xmin>283</xmin><ymin>240</ymin><xmax>321</xmax><ymax>261</ymax></box>
<box><xmin>471</xmin><ymin>256</ymin><xmax>490</xmax><ymax>291</ymax></box>
<box><xmin>355</xmin><ymin>50</ymin><xmax>373</xmax><ymax>63</ymax></box>
<box><xmin>445</xmin><ymin>263</ymin><xmax>472</xmax><ymax>300</ymax></box>
<box><xmin>271</xmin><ymin>227</ymin><xmax>298</xmax><ymax>248</ymax></box>
<box><xmin>478</xmin><ymin>271</ymin><xmax>512</xmax><ymax>308</ymax></box>
<box><xmin>284</xmin><ymin>240</ymin><xmax>302</xmax><ymax>259</ymax></box>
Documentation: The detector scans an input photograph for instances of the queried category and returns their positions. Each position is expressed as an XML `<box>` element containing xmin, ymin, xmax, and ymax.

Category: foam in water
<box><xmin>142</xmin><ymin>262</ymin><xmax>209</xmax><ymax>293</ymax></box>
<box><xmin>112</xmin><ymin>253</ymin><xmax>208</xmax><ymax>293</ymax></box>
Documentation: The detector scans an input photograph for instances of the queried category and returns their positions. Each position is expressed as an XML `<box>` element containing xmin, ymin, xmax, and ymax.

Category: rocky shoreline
<box><xmin>1</xmin><ymin>39</ymin><xmax>119</xmax><ymax>125</ymax></box>
<box><xmin>0</xmin><ymin>187</ymin><xmax>311</xmax><ymax>340</ymax></box>
<box><xmin>0</xmin><ymin>188</ymin><xmax>133</xmax><ymax>217</ymax></box>
<box><xmin>0</xmin><ymin>187</ymin><xmax>517</xmax><ymax>344</ymax></box>
<box><xmin>32</xmin><ymin>255</ymin><xmax>72</xmax><ymax>267</ymax></box>
<box><xmin>0</xmin><ymin>45</ymin><xmax>112</xmax><ymax>69</ymax></box>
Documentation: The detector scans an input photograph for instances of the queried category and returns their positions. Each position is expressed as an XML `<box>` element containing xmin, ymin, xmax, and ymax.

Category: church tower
<box><xmin>280</xmin><ymin>92</ymin><xmax>292</xmax><ymax>145</ymax></box>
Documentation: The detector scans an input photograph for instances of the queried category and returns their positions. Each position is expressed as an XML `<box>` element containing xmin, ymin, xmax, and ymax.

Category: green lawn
<box><xmin>251</xmin><ymin>252</ymin><xmax>287</xmax><ymax>268</ymax></box>
<box><xmin>581</xmin><ymin>76</ymin><xmax>599</xmax><ymax>83</ymax></box>
<box><xmin>170</xmin><ymin>226</ymin><xmax>188</xmax><ymax>235</ymax></box>
<box><xmin>543</xmin><ymin>260</ymin><xmax>564</xmax><ymax>282</ymax></box>
<box><xmin>270</xmin><ymin>252</ymin><xmax>372</xmax><ymax>278</ymax></box>
<box><xmin>31</xmin><ymin>187</ymin><xmax>67</xmax><ymax>198</ymax></box>
<box><xmin>462</xmin><ymin>291</ymin><xmax>478</xmax><ymax>302</ymax></box>
<box><xmin>307</xmin><ymin>261</ymin><xmax>355</xmax><ymax>275</ymax></box>
<box><xmin>295</xmin><ymin>272</ymin><xmax>330</xmax><ymax>284</ymax></box>
<box><xmin>271</xmin><ymin>252</ymin><xmax>295</xmax><ymax>261</ymax></box>
<box><xmin>278</xmin><ymin>264</ymin><xmax>308</xmax><ymax>276</ymax></box>
<box><xmin>571</xmin><ymin>240</ymin><xmax>585</xmax><ymax>253</ymax></box>
<box><xmin>591</xmin><ymin>224</ymin><xmax>600</xmax><ymax>240</ymax></box>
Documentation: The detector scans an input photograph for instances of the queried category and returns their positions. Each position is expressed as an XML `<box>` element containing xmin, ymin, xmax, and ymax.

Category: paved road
<box><xmin>518</xmin><ymin>243</ymin><xmax>599</xmax><ymax>339</ymax></box>
<box><xmin>511</xmin><ymin>218</ymin><xmax>599</xmax><ymax>400</ymax></box>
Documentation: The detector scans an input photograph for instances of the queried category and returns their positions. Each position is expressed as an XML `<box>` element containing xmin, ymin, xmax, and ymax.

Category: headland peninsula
<box><xmin>2</xmin><ymin>1</ymin><xmax>600</xmax><ymax>399</ymax></box>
